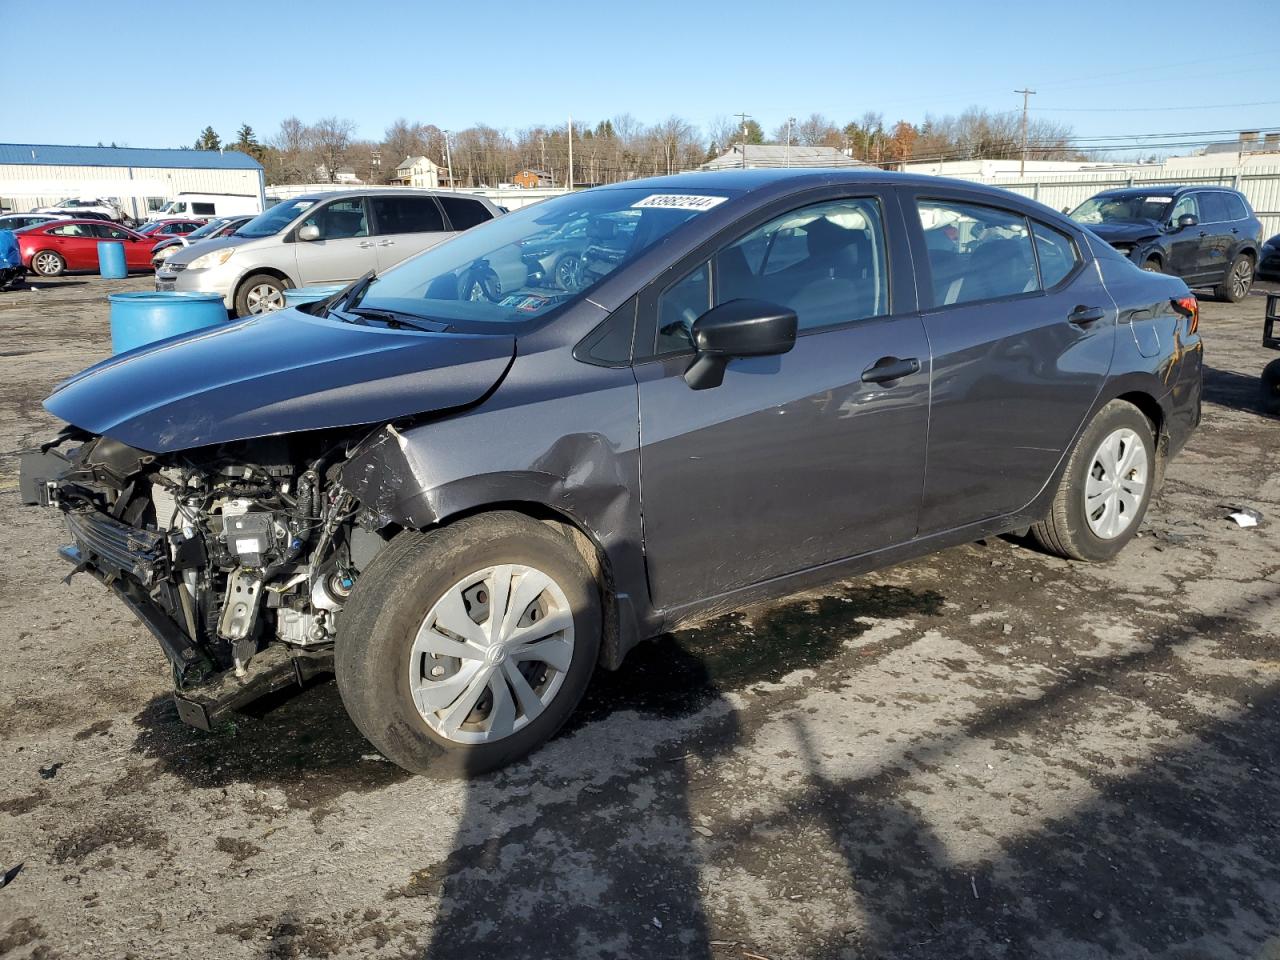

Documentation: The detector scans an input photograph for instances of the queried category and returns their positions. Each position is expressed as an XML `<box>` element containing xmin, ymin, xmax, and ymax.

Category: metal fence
<box><xmin>955</xmin><ymin>164</ymin><xmax>1280</xmax><ymax>237</ymax></box>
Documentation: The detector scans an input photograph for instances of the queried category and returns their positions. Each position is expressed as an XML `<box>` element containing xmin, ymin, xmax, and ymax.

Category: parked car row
<box><xmin>1068</xmin><ymin>185</ymin><xmax>1263</xmax><ymax>301</ymax></box>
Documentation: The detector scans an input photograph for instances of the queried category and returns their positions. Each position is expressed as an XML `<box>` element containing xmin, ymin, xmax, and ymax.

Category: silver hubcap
<box><xmin>1085</xmin><ymin>427</ymin><xmax>1148</xmax><ymax>539</ymax></box>
<box><xmin>409</xmin><ymin>564</ymin><xmax>575</xmax><ymax>744</ymax></box>
<box><xmin>1231</xmin><ymin>259</ymin><xmax>1252</xmax><ymax>298</ymax></box>
<box><xmin>34</xmin><ymin>253</ymin><xmax>59</xmax><ymax>275</ymax></box>
<box><xmin>245</xmin><ymin>283</ymin><xmax>285</xmax><ymax>314</ymax></box>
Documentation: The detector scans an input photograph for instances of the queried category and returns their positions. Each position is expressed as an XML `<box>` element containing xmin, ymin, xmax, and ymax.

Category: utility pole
<box><xmin>539</xmin><ymin>134</ymin><xmax>546</xmax><ymax>176</ymax></box>
<box><xmin>442</xmin><ymin>130</ymin><xmax>454</xmax><ymax>188</ymax></box>
<box><xmin>786</xmin><ymin>116</ymin><xmax>795</xmax><ymax>167</ymax></box>
<box><xmin>734</xmin><ymin>111</ymin><xmax>751</xmax><ymax>169</ymax></box>
<box><xmin>1015</xmin><ymin>87</ymin><xmax>1035</xmax><ymax>177</ymax></box>
<box><xmin>567</xmin><ymin>115</ymin><xmax>574</xmax><ymax>190</ymax></box>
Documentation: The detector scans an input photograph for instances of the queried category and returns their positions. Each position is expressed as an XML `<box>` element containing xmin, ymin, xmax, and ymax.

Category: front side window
<box><xmin>917</xmin><ymin>200</ymin><xmax>1037</xmax><ymax>306</ymax></box>
<box><xmin>1170</xmin><ymin>194</ymin><xmax>1199</xmax><ymax>222</ymax></box>
<box><xmin>371</xmin><ymin>196</ymin><xmax>444</xmax><ymax>234</ymax></box>
<box><xmin>1032</xmin><ymin>222</ymin><xmax>1079</xmax><ymax>288</ymax></box>
<box><xmin>302</xmin><ymin>199</ymin><xmax>368</xmax><ymax>240</ymax></box>
<box><xmin>439</xmin><ymin>196</ymin><xmax>492</xmax><ymax>230</ymax></box>
<box><xmin>349</xmin><ymin>187</ymin><xmax>734</xmax><ymax>328</ymax></box>
<box><xmin>96</xmin><ymin>225</ymin><xmax>130</xmax><ymax>240</ymax></box>
<box><xmin>656</xmin><ymin>262</ymin><xmax>710</xmax><ymax>354</ymax></box>
<box><xmin>1197</xmin><ymin>193</ymin><xmax>1231</xmax><ymax>223</ymax></box>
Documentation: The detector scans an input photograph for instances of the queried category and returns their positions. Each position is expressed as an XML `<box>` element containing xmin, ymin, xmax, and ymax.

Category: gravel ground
<box><xmin>1</xmin><ymin>275</ymin><xmax>1277</xmax><ymax>960</ymax></box>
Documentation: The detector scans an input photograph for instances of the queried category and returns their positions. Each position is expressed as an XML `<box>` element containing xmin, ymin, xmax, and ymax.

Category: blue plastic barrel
<box><xmin>108</xmin><ymin>292</ymin><xmax>228</xmax><ymax>354</ymax></box>
<box><xmin>98</xmin><ymin>241</ymin><xmax>127</xmax><ymax>279</ymax></box>
<box><xmin>284</xmin><ymin>284</ymin><xmax>347</xmax><ymax>306</ymax></box>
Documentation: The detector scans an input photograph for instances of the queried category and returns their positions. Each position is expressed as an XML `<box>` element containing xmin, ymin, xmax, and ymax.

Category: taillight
<box><xmin>1172</xmin><ymin>295</ymin><xmax>1199</xmax><ymax>335</ymax></box>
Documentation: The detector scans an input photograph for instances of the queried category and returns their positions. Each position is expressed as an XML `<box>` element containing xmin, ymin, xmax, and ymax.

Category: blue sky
<box><xmin>8</xmin><ymin>0</ymin><xmax>1278</xmax><ymax>153</ymax></box>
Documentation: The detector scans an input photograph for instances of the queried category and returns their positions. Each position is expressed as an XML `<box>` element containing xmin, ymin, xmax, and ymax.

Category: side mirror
<box><xmin>297</xmin><ymin>224</ymin><xmax>321</xmax><ymax>242</ymax></box>
<box><xmin>1062</xmin><ymin>206</ymin><xmax>1071</xmax><ymax>214</ymax></box>
<box><xmin>1176</xmin><ymin>214</ymin><xmax>1198</xmax><ymax>230</ymax></box>
<box><xmin>684</xmin><ymin>299</ymin><xmax>798</xmax><ymax>391</ymax></box>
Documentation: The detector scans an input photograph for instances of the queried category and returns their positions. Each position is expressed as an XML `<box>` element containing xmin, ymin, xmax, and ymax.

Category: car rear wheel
<box><xmin>1261</xmin><ymin>358</ymin><xmax>1280</xmax><ymax>416</ymax></box>
<box><xmin>1141</xmin><ymin>257</ymin><xmax>1162</xmax><ymax>273</ymax></box>
<box><xmin>336</xmin><ymin>512</ymin><xmax>602</xmax><ymax>775</ymax></box>
<box><xmin>234</xmin><ymin>273</ymin><xmax>289</xmax><ymax>316</ymax></box>
<box><xmin>1031</xmin><ymin>400</ymin><xmax>1156</xmax><ymax>562</ymax></box>
<box><xmin>1214</xmin><ymin>253</ymin><xmax>1254</xmax><ymax>303</ymax></box>
<box><xmin>30</xmin><ymin>250</ymin><xmax>65</xmax><ymax>277</ymax></box>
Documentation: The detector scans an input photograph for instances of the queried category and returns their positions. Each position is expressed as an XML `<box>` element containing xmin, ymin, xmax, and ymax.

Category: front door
<box><xmin>294</xmin><ymin>197</ymin><xmax>377</xmax><ymax>285</ymax></box>
<box><xmin>1166</xmin><ymin>193</ymin><xmax>1204</xmax><ymax>279</ymax></box>
<box><xmin>635</xmin><ymin>194</ymin><xmax>930</xmax><ymax>612</ymax></box>
<box><xmin>906</xmin><ymin>194</ymin><xmax>1114</xmax><ymax>534</ymax></box>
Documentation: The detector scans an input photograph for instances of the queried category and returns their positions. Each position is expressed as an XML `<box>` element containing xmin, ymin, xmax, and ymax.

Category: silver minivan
<box><xmin>156</xmin><ymin>189</ymin><xmax>502</xmax><ymax>316</ymax></box>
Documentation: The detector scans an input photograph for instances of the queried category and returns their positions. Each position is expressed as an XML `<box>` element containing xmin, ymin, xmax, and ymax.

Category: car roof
<box><xmin>1093</xmin><ymin>185</ymin><xmax>1238</xmax><ymax>199</ymax></box>
<box><xmin>289</xmin><ymin>188</ymin><xmax>497</xmax><ymax>203</ymax></box>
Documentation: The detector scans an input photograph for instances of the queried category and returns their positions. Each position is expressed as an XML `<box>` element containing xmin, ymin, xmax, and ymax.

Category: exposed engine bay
<box><xmin>22</xmin><ymin>428</ymin><xmax>388</xmax><ymax>727</ymax></box>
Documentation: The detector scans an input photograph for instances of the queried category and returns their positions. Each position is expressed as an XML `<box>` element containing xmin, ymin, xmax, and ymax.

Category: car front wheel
<box><xmin>234</xmin><ymin>273</ymin><xmax>289</xmax><ymax>316</ymax></box>
<box><xmin>336</xmin><ymin>512</ymin><xmax>602</xmax><ymax>775</ymax></box>
<box><xmin>1031</xmin><ymin>400</ymin><xmax>1156</xmax><ymax>562</ymax></box>
<box><xmin>1214</xmin><ymin>253</ymin><xmax>1254</xmax><ymax>303</ymax></box>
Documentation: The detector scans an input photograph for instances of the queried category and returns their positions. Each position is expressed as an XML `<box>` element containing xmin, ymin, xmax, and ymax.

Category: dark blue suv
<box><xmin>1071</xmin><ymin>186</ymin><xmax>1261</xmax><ymax>302</ymax></box>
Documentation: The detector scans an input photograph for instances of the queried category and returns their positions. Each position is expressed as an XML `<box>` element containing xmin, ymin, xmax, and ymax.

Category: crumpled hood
<box><xmin>1082</xmin><ymin>219</ymin><xmax>1162</xmax><ymax>244</ymax></box>
<box><xmin>45</xmin><ymin>310</ymin><xmax>515</xmax><ymax>453</ymax></box>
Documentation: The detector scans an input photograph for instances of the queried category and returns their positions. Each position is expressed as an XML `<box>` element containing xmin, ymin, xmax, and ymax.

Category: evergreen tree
<box><xmin>194</xmin><ymin>126</ymin><xmax>222</xmax><ymax>151</ymax></box>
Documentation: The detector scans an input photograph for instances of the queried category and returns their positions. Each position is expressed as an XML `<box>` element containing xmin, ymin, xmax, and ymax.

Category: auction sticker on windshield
<box><xmin>632</xmin><ymin>194</ymin><xmax>728</xmax><ymax>211</ymax></box>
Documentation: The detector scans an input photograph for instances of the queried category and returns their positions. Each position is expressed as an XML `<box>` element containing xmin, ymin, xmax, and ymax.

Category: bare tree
<box><xmin>309</xmin><ymin>116</ymin><xmax>356</xmax><ymax>182</ymax></box>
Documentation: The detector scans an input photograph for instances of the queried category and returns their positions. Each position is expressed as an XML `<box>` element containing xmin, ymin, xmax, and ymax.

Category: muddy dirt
<box><xmin>1</xmin><ymin>276</ymin><xmax>1277</xmax><ymax>959</ymax></box>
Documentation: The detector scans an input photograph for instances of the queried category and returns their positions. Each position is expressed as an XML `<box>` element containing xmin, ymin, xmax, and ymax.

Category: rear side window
<box><xmin>1032</xmin><ymin>222</ymin><xmax>1079</xmax><ymax>288</ymax></box>
<box><xmin>192</xmin><ymin>202</ymin><xmax>216</xmax><ymax>216</ymax></box>
<box><xmin>49</xmin><ymin>224</ymin><xmax>90</xmax><ymax>237</ymax></box>
<box><xmin>1197</xmin><ymin>193</ymin><xmax>1231</xmax><ymax>222</ymax></box>
<box><xmin>370</xmin><ymin>196</ymin><xmax>445</xmax><ymax>234</ymax></box>
<box><xmin>917</xmin><ymin>200</ymin><xmax>1038</xmax><ymax>306</ymax></box>
<box><xmin>439</xmin><ymin>197</ymin><xmax>492</xmax><ymax>231</ymax></box>
<box><xmin>1225</xmin><ymin>193</ymin><xmax>1250</xmax><ymax>220</ymax></box>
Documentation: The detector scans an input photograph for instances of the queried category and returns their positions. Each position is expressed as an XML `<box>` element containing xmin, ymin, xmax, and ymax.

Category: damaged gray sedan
<box><xmin>21</xmin><ymin>170</ymin><xmax>1203</xmax><ymax>774</ymax></box>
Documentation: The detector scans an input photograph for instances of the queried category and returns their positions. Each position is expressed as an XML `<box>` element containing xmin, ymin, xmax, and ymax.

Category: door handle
<box><xmin>1232</xmin><ymin>227</ymin><xmax>1239</xmax><ymax>234</ymax></box>
<box><xmin>1197</xmin><ymin>231</ymin><xmax>1207</xmax><ymax>237</ymax></box>
<box><xmin>358</xmin><ymin>241</ymin><xmax>375</xmax><ymax>248</ymax></box>
<box><xmin>377</xmin><ymin>240</ymin><xmax>394</xmax><ymax>247</ymax></box>
<box><xmin>861</xmin><ymin>356</ymin><xmax>920</xmax><ymax>384</ymax></box>
<box><xmin>1068</xmin><ymin>305</ymin><xmax>1106</xmax><ymax>326</ymax></box>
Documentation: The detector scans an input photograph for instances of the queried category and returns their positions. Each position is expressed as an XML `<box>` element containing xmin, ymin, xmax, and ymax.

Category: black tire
<box><xmin>233</xmin><ymin>272</ymin><xmax>289</xmax><ymax>317</ymax></box>
<box><xmin>1213</xmin><ymin>253</ymin><xmax>1254</xmax><ymax>303</ymax></box>
<box><xmin>30</xmin><ymin>250</ymin><xmax>65</xmax><ymax>277</ymax></box>
<box><xmin>1031</xmin><ymin>400</ymin><xmax>1156</xmax><ymax>562</ymax></box>
<box><xmin>1140</xmin><ymin>257</ymin><xmax>1163</xmax><ymax>273</ymax></box>
<box><xmin>1261</xmin><ymin>358</ymin><xmax>1280</xmax><ymax>416</ymax></box>
<box><xmin>336</xmin><ymin>512</ymin><xmax>602</xmax><ymax>776</ymax></box>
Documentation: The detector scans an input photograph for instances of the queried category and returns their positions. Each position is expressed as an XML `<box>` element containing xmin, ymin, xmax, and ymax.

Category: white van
<box><xmin>147</xmin><ymin>193</ymin><xmax>262</xmax><ymax>222</ymax></box>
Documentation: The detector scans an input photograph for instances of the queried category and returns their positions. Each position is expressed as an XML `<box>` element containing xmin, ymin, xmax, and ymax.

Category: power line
<box><xmin>1033</xmin><ymin>99</ymin><xmax>1280</xmax><ymax>113</ymax></box>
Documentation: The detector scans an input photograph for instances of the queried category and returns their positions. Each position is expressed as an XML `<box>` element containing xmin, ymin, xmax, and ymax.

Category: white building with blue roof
<box><xmin>0</xmin><ymin>143</ymin><xmax>265</xmax><ymax>221</ymax></box>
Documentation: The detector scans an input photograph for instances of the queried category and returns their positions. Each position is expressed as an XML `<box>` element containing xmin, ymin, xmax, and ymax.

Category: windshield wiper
<box><xmin>348</xmin><ymin>307</ymin><xmax>446</xmax><ymax>332</ymax></box>
<box><xmin>319</xmin><ymin>271</ymin><xmax>376</xmax><ymax>318</ymax></box>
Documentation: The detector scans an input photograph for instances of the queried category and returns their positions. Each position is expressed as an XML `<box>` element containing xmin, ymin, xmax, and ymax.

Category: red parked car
<box><xmin>18</xmin><ymin>220</ymin><xmax>160</xmax><ymax>277</ymax></box>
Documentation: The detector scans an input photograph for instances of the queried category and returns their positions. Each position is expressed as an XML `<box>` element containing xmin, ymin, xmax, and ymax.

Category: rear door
<box><xmin>1195</xmin><ymin>191</ymin><xmax>1235</xmax><ymax>278</ymax></box>
<box><xmin>368</xmin><ymin>195</ymin><xmax>451</xmax><ymax>270</ymax></box>
<box><xmin>635</xmin><ymin>190</ymin><xmax>931</xmax><ymax>611</ymax></box>
<box><xmin>293</xmin><ymin>197</ymin><xmax>376</xmax><ymax>284</ymax></box>
<box><xmin>904</xmin><ymin>192</ymin><xmax>1115</xmax><ymax>534</ymax></box>
<box><xmin>45</xmin><ymin>222</ymin><xmax>97</xmax><ymax>269</ymax></box>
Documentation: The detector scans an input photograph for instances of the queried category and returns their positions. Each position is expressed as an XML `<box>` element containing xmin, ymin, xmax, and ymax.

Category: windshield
<box><xmin>235</xmin><ymin>198</ymin><xmax>316</xmax><ymax>238</ymax></box>
<box><xmin>1072</xmin><ymin>194</ymin><xmax>1172</xmax><ymax>225</ymax></box>
<box><xmin>186</xmin><ymin>219</ymin><xmax>227</xmax><ymax>240</ymax></box>
<box><xmin>349</xmin><ymin>187</ymin><xmax>735</xmax><ymax>327</ymax></box>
